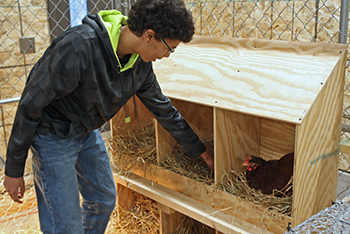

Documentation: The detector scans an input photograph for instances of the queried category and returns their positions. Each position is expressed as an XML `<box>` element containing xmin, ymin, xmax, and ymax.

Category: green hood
<box><xmin>98</xmin><ymin>10</ymin><xmax>139</xmax><ymax>72</ymax></box>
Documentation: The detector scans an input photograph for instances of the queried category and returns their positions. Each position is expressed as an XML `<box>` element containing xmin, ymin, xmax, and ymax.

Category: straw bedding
<box><xmin>106</xmin><ymin>120</ymin><xmax>293</xmax><ymax>232</ymax></box>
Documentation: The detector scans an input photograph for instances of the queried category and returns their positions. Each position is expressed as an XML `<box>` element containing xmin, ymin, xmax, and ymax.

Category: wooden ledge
<box><xmin>114</xmin><ymin>172</ymin><xmax>273</xmax><ymax>234</ymax></box>
<box><xmin>339</xmin><ymin>138</ymin><xmax>350</xmax><ymax>155</ymax></box>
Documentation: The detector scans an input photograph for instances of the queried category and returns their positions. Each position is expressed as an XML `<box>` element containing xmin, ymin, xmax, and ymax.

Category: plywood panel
<box><xmin>0</xmin><ymin>67</ymin><xmax>27</xmax><ymax>99</ymax></box>
<box><xmin>238</xmin><ymin>1</ymin><xmax>273</xmax><ymax>40</ymax></box>
<box><xmin>233</xmin><ymin>1</ymin><xmax>255</xmax><ymax>38</ymax></box>
<box><xmin>0</xmin><ymin>103</ymin><xmax>18</xmax><ymax>158</ymax></box>
<box><xmin>186</xmin><ymin>0</ymin><xmax>341</xmax><ymax>42</ymax></box>
<box><xmin>292</xmin><ymin>50</ymin><xmax>347</xmax><ymax>226</ymax></box>
<box><xmin>110</xmin><ymin>96</ymin><xmax>153</xmax><ymax>137</ymax></box>
<box><xmin>171</xmin><ymin>98</ymin><xmax>213</xmax><ymax>141</ymax></box>
<box><xmin>339</xmin><ymin>138</ymin><xmax>350</xmax><ymax>155</ymax></box>
<box><xmin>271</xmin><ymin>1</ymin><xmax>294</xmax><ymax>41</ymax></box>
<box><xmin>0</xmin><ymin>7</ymin><xmax>22</xmax><ymax>68</ymax></box>
<box><xmin>292</xmin><ymin>1</ymin><xmax>317</xmax><ymax>42</ymax></box>
<box><xmin>156</xmin><ymin>98</ymin><xmax>213</xmax><ymax>163</ymax></box>
<box><xmin>259</xmin><ymin>118</ymin><xmax>296</xmax><ymax>160</ymax></box>
<box><xmin>190</xmin><ymin>1</ymin><xmax>234</xmax><ymax>37</ymax></box>
<box><xmin>156</xmin><ymin>120</ymin><xmax>177</xmax><ymax>164</ymax></box>
<box><xmin>154</xmin><ymin>36</ymin><xmax>346</xmax><ymax>124</ymax></box>
<box><xmin>20</xmin><ymin>5</ymin><xmax>51</xmax><ymax>65</ymax></box>
<box><xmin>1</xmin><ymin>0</ymin><xmax>50</xmax><ymax>68</ymax></box>
<box><xmin>116</xmin><ymin>183</ymin><xmax>134</xmax><ymax>221</ymax></box>
<box><xmin>185</xmin><ymin>1</ymin><xmax>203</xmax><ymax>36</ymax></box>
<box><xmin>159</xmin><ymin>208</ymin><xmax>183</xmax><ymax>234</ymax></box>
<box><xmin>214</xmin><ymin>108</ymin><xmax>260</xmax><ymax>180</ymax></box>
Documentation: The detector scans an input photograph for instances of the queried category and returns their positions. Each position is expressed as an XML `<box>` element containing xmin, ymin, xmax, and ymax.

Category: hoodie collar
<box><xmin>98</xmin><ymin>10</ymin><xmax>139</xmax><ymax>72</ymax></box>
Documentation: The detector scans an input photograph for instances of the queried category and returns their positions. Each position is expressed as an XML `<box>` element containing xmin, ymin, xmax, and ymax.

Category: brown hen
<box><xmin>242</xmin><ymin>152</ymin><xmax>294</xmax><ymax>197</ymax></box>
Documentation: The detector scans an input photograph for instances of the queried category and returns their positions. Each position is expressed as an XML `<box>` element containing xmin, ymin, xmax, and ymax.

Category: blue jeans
<box><xmin>31</xmin><ymin>129</ymin><xmax>116</xmax><ymax>234</ymax></box>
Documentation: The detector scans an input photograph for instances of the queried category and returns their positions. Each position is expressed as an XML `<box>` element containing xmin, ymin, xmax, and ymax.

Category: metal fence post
<box><xmin>339</xmin><ymin>0</ymin><xmax>349</xmax><ymax>44</ymax></box>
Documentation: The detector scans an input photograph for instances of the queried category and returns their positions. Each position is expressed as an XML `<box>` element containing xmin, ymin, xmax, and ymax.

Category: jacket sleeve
<box><xmin>5</xmin><ymin>36</ymin><xmax>82</xmax><ymax>177</ymax></box>
<box><xmin>136</xmin><ymin>66</ymin><xmax>206</xmax><ymax>159</ymax></box>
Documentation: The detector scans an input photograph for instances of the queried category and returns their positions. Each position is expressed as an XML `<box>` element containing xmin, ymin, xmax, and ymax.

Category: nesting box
<box><xmin>111</xmin><ymin>36</ymin><xmax>347</xmax><ymax>233</ymax></box>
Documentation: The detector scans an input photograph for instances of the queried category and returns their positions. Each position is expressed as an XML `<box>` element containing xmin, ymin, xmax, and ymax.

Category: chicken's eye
<box><xmin>249</xmin><ymin>163</ymin><xmax>258</xmax><ymax>171</ymax></box>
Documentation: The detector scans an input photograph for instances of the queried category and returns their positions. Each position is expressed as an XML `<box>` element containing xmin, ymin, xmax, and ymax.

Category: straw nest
<box><xmin>106</xmin><ymin>120</ymin><xmax>293</xmax><ymax>231</ymax></box>
<box><xmin>160</xmin><ymin>141</ymin><xmax>214</xmax><ymax>185</ymax></box>
<box><xmin>106</xmin><ymin>121</ymin><xmax>214</xmax><ymax>184</ymax></box>
<box><xmin>214</xmin><ymin>170</ymin><xmax>293</xmax><ymax>216</ymax></box>
<box><xmin>106</xmin><ymin>121</ymin><xmax>158</xmax><ymax>172</ymax></box>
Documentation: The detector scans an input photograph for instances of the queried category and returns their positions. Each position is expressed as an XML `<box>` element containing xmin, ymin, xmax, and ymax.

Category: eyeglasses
<box><xmin>160</xmin><ymin>38</ymin><xmax>175</xmax><ymax>54</ymax></box>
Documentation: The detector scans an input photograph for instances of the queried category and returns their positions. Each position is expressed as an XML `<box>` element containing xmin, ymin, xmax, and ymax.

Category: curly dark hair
<box><xmin>127</xmin><ymin>0</ymin><xmax>195</xmax><ymax>42</ymax></box>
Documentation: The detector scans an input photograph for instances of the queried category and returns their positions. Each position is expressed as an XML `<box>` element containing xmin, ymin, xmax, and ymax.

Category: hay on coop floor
<box><xmin>106</xmin><ymin>121</ymin><xmax>292</xmax><ymax>216</ymax></box>
<box><xmin>108</xmin><ymin>194</ymin><xmax>216</xmax><ymax>234</ymax></box>
<box><xmin>107</xmin><ymin>192</ymin><xmax>160</xmax><ymax>234</ymax></box>
<box><xmin>175</xmin><ymin>216</ymin><xmax>215</xmax><ymax>234</ymax></box>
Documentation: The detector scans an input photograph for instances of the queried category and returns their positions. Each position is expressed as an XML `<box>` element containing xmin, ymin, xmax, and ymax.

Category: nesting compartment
<box><xmin>111</xmin><ymin>36</ymin><xmax>347</xmax><ymax>233</ymax></box>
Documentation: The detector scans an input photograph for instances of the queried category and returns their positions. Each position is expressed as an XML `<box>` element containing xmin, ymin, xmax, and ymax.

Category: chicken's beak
<box><xmin>242</xmin><ymin>162</ymin><xmax>248</xmax><ymax>167</ymax></box>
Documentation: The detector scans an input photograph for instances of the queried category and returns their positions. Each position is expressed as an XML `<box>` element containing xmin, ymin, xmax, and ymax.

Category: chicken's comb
<box><xmin>244</xmin><ymin>155</ymin><xmax>253</xmax><ymax>164</ymax></box>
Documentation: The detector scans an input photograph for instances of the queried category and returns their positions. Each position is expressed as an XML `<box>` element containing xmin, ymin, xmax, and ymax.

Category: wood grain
<box><xmin>156</xmin><ymin>120</ymin><xmax>177</xmax><ymax>164</ymax></box>
<box><xmin>154</xmin><ymin>36</ymin><xmax>346</xmax><ymax>124</ymax></box>
<box><xmin>116</xmin><ymin>183</ymin><xmax>134</xmax><ymax>221</ymax></box>
<box><xmin>339</xmin><ymin>138</ymin><xmax>350</xmax><ymax>155</ymax></box>
<box><xmin>214</xmin><ymin>108</ymin><xmax>260</xmax><ymax>180</ymax></box>
<box><xmin>156</xmin><ymin>98</ymin><xmax>213</xmax><ymax>163</ymax></box>
<box><xmin>159</xmin><ymin>208</ymin><xmax>183</xmax><ymax>234</ymax></box>
<box><xmin>114</xmin><ymin>172</ymin><xmax>275</xmax><ymax>234</ymax></box>
<box><xmin>110</xmin><ymin>96</ymin><xmax>153</xmax><ymax>137</ymax></box>
<box><xmin>123</xmin><ymin>162</ymin><xmax>291</xmax><ymax>234</ymax></box>
<box><xmin>259</xmin><ymin>119</ymin><xmax>296</xmax><ymax>160</ymax></box>
<box><xmin>292</xmin><ymin>50</ymin><xmax>347</xmax><ymax>226</ymax></box>
<box><xmin>171</xmin><ymin>98</ymin><xmax>214</xmax><ymax>141</ymax></box>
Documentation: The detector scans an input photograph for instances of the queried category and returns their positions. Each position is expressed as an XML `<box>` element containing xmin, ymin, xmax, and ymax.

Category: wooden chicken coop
<box><xmin>111</xmin><ymin>36</ymin><xmax>347</xmax><ymax>233</ymax></box>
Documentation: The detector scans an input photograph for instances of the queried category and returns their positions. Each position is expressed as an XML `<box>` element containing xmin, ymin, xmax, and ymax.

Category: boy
<box><xmin>4</xmin><ymin>0</ymin><xmax>214</xmax><ymax>233</ymax></box>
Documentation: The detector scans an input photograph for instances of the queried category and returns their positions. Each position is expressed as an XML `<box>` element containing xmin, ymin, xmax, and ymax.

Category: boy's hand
<box><xmin>4</xmin><ymin>175</ymin><xmax>25</xmax><ymax>203</ymax></box>
<box><xmin>200</xmin><ymin>148</ymin><xmax>214</xmax><ymax>171</ymax></box>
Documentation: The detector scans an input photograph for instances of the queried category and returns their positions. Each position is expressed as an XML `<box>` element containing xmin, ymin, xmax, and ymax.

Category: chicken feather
<box><xmin>242</xmin><ymin>152</ymin><xmax>294</xmax><ymax>197</ymax></box>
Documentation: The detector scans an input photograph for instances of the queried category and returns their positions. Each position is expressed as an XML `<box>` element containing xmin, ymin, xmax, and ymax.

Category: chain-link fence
<box><xmin>285</xmin><ymin>199</ymin><xmax>350</xmax><ymax>233</ymax></box>
<box><xmin>0</xmin><ymin>0</ymin><xmax>349</xmax><ymax>233</ymax></box>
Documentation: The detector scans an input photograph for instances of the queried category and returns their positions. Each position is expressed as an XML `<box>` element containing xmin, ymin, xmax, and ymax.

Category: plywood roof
<box><xmin>154</xmin><ymin>36</ymin><xmax>346</xmax><ymax>124</ymax></box>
